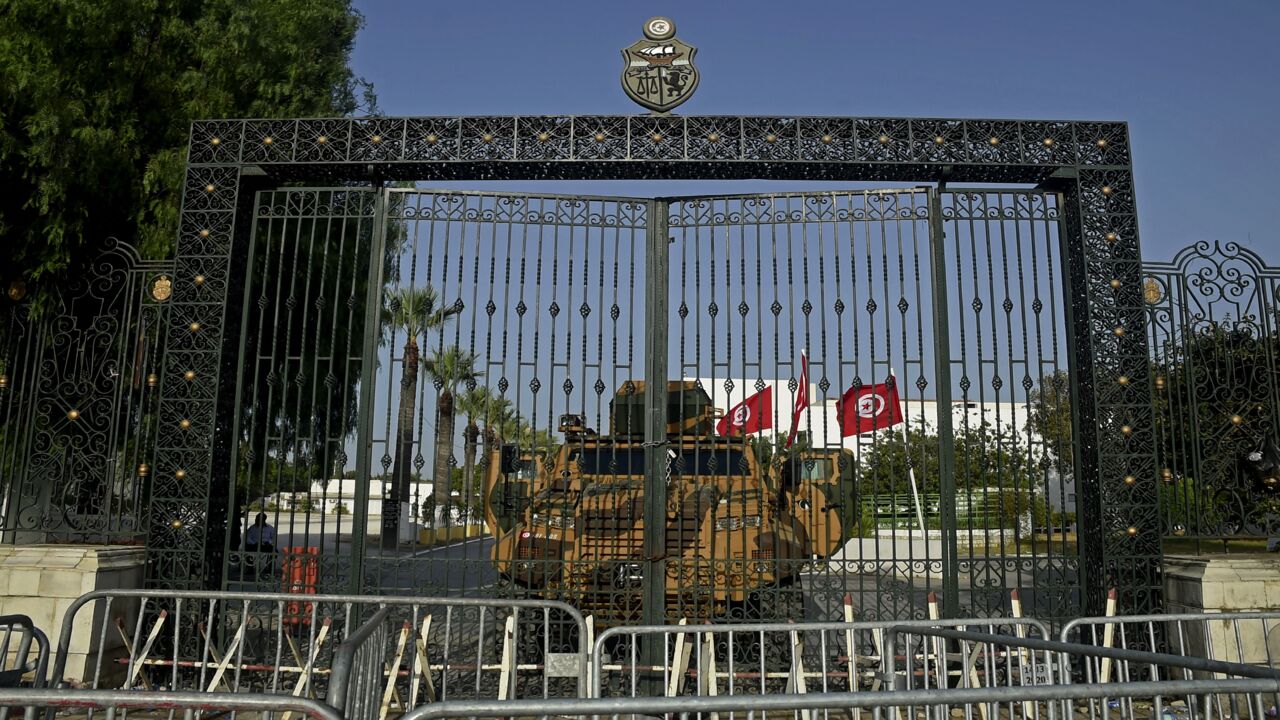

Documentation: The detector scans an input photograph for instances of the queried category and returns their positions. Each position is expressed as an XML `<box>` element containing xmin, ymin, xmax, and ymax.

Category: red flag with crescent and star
<box><xmin>716</xmin><ymin>386</ymin><xmax>773</xmax><ymax>436</ymax></box>
<box><xmin>838</xmin><ymin>379</ymin><xmax>904</xmax><ymax>436</ymax></box>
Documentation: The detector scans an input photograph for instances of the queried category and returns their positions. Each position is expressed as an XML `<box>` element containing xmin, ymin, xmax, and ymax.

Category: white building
<box><xmin>267</xmin><ymin>477</ymin><xmax>435</xmax><ymax>520</ymax></box>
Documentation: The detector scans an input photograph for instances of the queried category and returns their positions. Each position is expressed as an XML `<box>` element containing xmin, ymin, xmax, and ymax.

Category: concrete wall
<box><xmin>0</xmin><ymin>545</ymin><xmax>146</xmax><ymax>685</ymax></box>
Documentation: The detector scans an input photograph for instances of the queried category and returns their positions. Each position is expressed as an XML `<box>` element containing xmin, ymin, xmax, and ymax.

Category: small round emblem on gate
<box><xmin>151</xmin><ymin>275</ymin><xmax>173</xmax><ymax>302</ymax></box>
<box><xmin>644</xmin><ymin>17</ymin><xmax>676</xmax><ymax>40</ymax></box>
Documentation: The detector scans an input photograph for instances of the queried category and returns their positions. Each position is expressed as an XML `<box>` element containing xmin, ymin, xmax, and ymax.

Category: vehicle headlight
<box><xmin>531</xmin><ymin>512</ymin><xmax>574</xmax><ymax>529</ymax></box>
<box><xmin>715</xmin><ymin>516</ymin><xmax>743</xmax><ymax>531</ymax></box>
<box><xmin>714</xmin><ymin>515</ymin><xmax>762</xmax><ymax>531</ymax></box>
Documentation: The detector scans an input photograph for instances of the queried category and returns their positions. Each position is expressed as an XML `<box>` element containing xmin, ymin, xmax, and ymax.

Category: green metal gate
<box><xmin>1143</xmin><ymin>241</ymin><xmax>1280</xmax><ymax>550</ymax></box>
<box><xmin>220</xmin><ymin>184</ymin><xmax>1079</xmax><ymax>623</ymax></box>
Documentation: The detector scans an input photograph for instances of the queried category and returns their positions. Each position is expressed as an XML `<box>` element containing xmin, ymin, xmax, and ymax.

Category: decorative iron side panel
<box><xmin>1143</xmin><ymin>241</ymin><xmax>1280</xmax><ymax>550</ymax></box>
<box><xmin>0</xmin><ymin>239</ymin><xmax>171</xmax><ymax>542</ymax></box>
<box><xmin>147</xmin><ymin>164</ymin><xmax>243</xmax><ymax>588</ymax></box>
<box><xmin>1058</xmin><ymin>162</ymin><xmax>1160</xmax><ymax>615</ymax></box>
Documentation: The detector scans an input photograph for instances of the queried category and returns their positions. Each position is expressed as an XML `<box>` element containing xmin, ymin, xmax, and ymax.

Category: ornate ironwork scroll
<box><xmin>1144</xmin><ymin>241</ymin><xmax>1280</xmax><ymax>549</ymax></box>
<box><xmin>146</xmin><ymin>163</ymin><xmax>243</xmax><ymax>588</ymax></box>
<box><xmin>0</xmin><ymin>239</ymin><xmax>172</xmax><ymax>542</ymax></box>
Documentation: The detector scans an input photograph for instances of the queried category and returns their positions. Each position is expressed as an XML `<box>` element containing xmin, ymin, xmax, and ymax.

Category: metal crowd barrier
<box><xmin>401</xmin><ymin>679</ymin><xmax>1280</xmax><ymax>720</ymax></box>
<box><xmin>0</xmin><ymin>616</ymin><xmax>48</xmax><ymax>689</ymax></box>
<box><xmin>0</xmin><ymin>687</ymin><xmax>342</xmax><ymax>720</ymax></box>
<box><xmin>2</xmin><ymin>676</ymin><xmax>1277</xmax><ymax>720</ymax></box>
<box><xmin>326</xmin><ymin>599</ymin><xmax>587</xmax><ymax>719</ymax></box>
<box><xmin>1062</xmin><ymin>611</ymin><xmax>1280</xmax><ymax>683</ymax></box>
<box><xmin>50</xmin><ymin>589</ymin><xmax>588</xmax><ymax>707</ymax></box>
<box><xmin>892</xmin><ymin>625</ymin><xmax>1280</xmax><ymax>720</ymax></box>
<box><xmin>591</xmin><ymin>616</ymin><xmax>1051</xmax><ymax>698</ymax></box>
<box><xmin>327</xmin><ymin>607</ymin><xmax>391</xmax><ymax>720</ymax></box>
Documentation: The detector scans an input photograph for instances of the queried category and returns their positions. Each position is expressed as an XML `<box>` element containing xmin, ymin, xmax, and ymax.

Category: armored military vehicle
<box><xmin>482</xmin><ymin>381</ymin><xmax>855</xmax><ymax>625</ymax></box>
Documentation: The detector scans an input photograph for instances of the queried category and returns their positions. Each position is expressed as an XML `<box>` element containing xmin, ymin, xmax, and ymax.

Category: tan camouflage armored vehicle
<box><xmin>482</xmin><ymin>381</ymin><xmax>856</xmax><ymax>625</ymax></box>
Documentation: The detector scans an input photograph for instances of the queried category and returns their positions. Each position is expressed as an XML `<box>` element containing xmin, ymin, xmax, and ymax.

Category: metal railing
<box><xmin>591</xmin><ymin>616</ymin><xmax>1051</xmax><ymax>698</ymax></box>
<box><xmin>891</xmin><ymin>624</ymin><xmax>1280</xmax><ymax>720</ymax></box>
<box><xmin>51</xmin><ymin>589</ymin><xmax>588</xmax><ymax>704</ymax></box>
<box><xmin>402</xmin><ymin>679</ymin><xmax>1280</xmax><ymax>720</ymax></box>
<box><xmin>0</xmin><ymin>616</ymin><xmax>48</xmax><ymax>690</ymax></box>
<box><xmin>327</xmin><ymin>607</ymin><xmax>390</xmax><ymax>720</ymax></box>
<box><xmin>0</xmin><ymin>687</ymin><xmax>342</xmax><ymax>720</ymax></box>
<box><xmin>1062</xmin><ymin>611</ymin><xmax>1280</xmax><ymax>682</ymax></box>
<box><xmin>326</xmin><ymin>599</ymin><xmax>587</xmax><ymax>719</ymax></box>
<box><xmin>4</xmin><ymin>668</ymin><xmax>1278</xmax><ymax>720</ymax></box>
<box><xmin>37</xmin><ymin>586</ymin><xmax>1280</xmax><ymax>717</ymax></box>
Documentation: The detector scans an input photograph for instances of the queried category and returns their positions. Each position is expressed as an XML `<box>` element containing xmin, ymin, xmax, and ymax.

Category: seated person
<box><xmin>245</xmin><ymin>512</ymin><xmax>276</xmax><ymax>554</ymax></box>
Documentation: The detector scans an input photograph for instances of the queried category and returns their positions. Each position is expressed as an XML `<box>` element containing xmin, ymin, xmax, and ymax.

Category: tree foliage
<box><xmin>855</xmin><ymin>421</ymin><xmax>1045</xmax><ymax>496</ymax></box>
<box><xmin>1027</xmin><ymin>319</ymin><xmax>1280</xmax><ymax>535</ymax></box>
<box><xmin>0</xmin><ymin>0</ymin><xmax>374</xmax><ymax>288</ymax></box>
<box><xmin>1152</xmin><ymin>322</ymin><xmax>1279</xmax><ymax>485</ymax></box>
<box><xmin>1026</xmin><ymin>370</ymin><xmax>1075</xmax><ymax>476</ymax></box>
<box><xmin>851</xmin><ymin>421</ymin><xmax>1050</xmax><ymax>532</ymax></box>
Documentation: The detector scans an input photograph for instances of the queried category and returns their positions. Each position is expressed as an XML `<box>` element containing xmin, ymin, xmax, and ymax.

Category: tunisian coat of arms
<box><xmin>621</xmin><ymin>17</ymin><xmax>699</xmax><ymax>114</ymax></box>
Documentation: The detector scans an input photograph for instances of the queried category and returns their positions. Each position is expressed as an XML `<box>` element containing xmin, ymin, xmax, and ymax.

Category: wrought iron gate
<box><xmin>0</xmin><ymin>240</ymin><xmax>171</xmax><ymax>544</ymax></box>
<box><xmin>216</xmin><ymin>184</ymin><xmax>1079</xmax><ymax>623</ymax></box>
<box><xmin>1143</xmin><ymin>241</ymin><xmax>1280</xmax><ymax>550</ymax></box>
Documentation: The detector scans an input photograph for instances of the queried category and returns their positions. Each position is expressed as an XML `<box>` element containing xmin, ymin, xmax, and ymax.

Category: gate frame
<box><xmin>156</xmin><ymin>115</ymin><xmax>1155</xmax><ymax>617</ymax></box>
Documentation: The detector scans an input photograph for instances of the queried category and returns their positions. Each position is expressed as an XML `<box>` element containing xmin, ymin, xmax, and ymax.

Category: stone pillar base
<box><xmin>0</xmin><ymin>544</ymin><xmax>146</xmax><ymax>685</ymax></box>
<box><xmin>1164</xmin><ymin>553</ymin><xmax>1280</xmax><ymax>667</ymax></box>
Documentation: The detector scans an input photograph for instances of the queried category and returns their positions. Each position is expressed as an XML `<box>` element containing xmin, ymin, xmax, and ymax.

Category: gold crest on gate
<box><xmin>621</xmin><ymin>17</ymin><xmax>699</xmax><ymax>114</ymax></box>
<box><xmin>151</xmin><ymin>275</ymin><xmax>173</xmax><ymax>302</ymax></box>
<box><xmin>1143</xmin><ymin>277</ymin><xmax>1162</xmax><ymax>304</ymax></box>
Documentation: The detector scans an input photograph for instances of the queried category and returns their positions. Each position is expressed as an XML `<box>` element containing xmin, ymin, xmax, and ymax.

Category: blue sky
<box><xmin>350</xmin><ymin>0</ymin><xmax>1279</xmax><ymax>262</ymax></box>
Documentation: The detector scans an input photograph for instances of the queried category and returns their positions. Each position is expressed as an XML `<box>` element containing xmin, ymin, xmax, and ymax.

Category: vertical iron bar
<box><xmin>224</xmin><ymin>190</ymin><xmax>268</xmax><ymax>587</ymax></box>
<box><xmin>205</xmin><ymin>172</ymin><xmax>269</xmax><ymax>589</ymax></box>
<box><xmin>1053</xmin><ymin>176</ymin><xmax>1103</xmax><ymax>615</ymax></box>
<box><xmin>641</xmin><ymin>198</ymin><xmax>671</xmax><ymax>687</ymax></box>
<box><xmin>350</xmin><ymin>185</ymin><xmax>389</xmax><ymax>593</ymax></box>
<box><xmin>928</xmin><ymin>187</ymin><xmax>960</xmax><ymax>615</ymax></box>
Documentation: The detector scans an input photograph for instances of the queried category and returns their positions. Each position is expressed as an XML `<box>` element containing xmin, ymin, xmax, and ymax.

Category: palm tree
<box><xmin>381</xmin><ymin>287</ymin><xmax>457</xmax><ymax>546</ymax></box>
<box><xmin>424</xmin><ymin>346</ymin><xmax>482</xmax><ymax>524</ymax></box>
<box><xmin>456</xmin><ymin>386</ymin><xmax>497</xmax><ymax>528</ymax></box>
<box><xmin>488</xmin><ymin>401</ymin><xmax>520</xmax><ymax>446</ymax></box>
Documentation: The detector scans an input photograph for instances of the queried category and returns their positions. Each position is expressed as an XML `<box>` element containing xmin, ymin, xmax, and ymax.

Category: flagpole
<box><xmin>891</xmin><ymin>368</ymin><xmax>927</xmax><ymax>537</ymax></box>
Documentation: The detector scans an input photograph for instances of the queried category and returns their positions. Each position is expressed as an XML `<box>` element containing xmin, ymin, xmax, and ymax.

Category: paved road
<box><xmin>370</xmin><ymin>536</ymin><xmax>500</xmax><ymax>595</ymax></box>
<box><xmin>799</xmin><ymin>563</ymin><xmax>1080</xmax><ymax>622</ymax></box>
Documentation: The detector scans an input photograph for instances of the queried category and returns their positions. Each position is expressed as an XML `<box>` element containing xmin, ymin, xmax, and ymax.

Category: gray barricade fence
<box><xmin>401</xmin><ymin>679</ymin><xmax>1280</xmax><ymax>720</ymax></box>
<box><xmin>1062</xmin><ymin>611</ymin><xmax>1280</xmax><ymax>684</ymax></box>
<box><xmin>0</xmin><ymin>688</ymin><xmax>342</xmax><ymax>720</ymax></box>
<box><xmin>324</xmin><ymin>599</ymin><xmax>589</xmax><ymax>720</ymax></box>
<box><xmin>0</xmin><ymin>616</ymin><xmax>48</xmax><ymax>689</ymax></box>
<box><xmin>50</xmin><ymin>590</ymin><xmax>587</xmax><ymax>705</ymax></box>
<box><xmin>893</xmin><ymin>625</ymin><xmax>1280</xmax><ymax>720</ymax></box>
<box><xmin>591</xmin><ymin>616</ymin><xmax>1051</xmax><ymax>698</ymax></box>
<box><xmin>326</xmin><ymin>607</ymin><xmax>392</xmax><ymax>720</ymax></box>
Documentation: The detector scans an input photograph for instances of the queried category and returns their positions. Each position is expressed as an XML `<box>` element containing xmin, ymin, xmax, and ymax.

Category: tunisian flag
<box><xmin>716</xmin><ymin>387</ymin><xmax>773</xmax><ymax>436</ymax></box>
<box><xmin>838</xmin><ymin>380</ymin><xmax>904</xmax><ymax>436</ymax></box>
<box><xmin>785</xmin><ymin>353</ymin><xmax>809</xmax><ymax>448</ymax></box>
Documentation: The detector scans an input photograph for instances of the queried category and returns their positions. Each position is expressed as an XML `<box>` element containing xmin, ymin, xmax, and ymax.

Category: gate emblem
<box><xmin>151</xmin><ymin>275</ymin><xmax>173</xmax><ymax>302</ymax></box>
<box><xmin>621</xmin><ymin>17</ymin><xmax>699</xmax><ymax>114</ymax></box>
